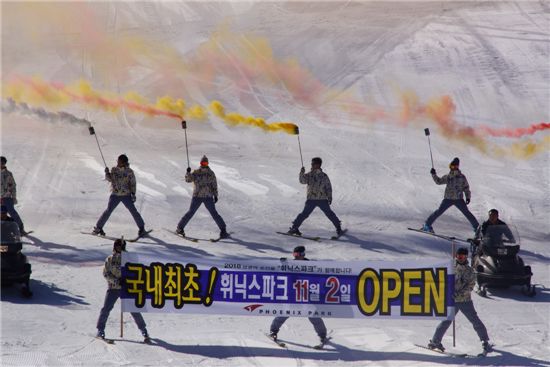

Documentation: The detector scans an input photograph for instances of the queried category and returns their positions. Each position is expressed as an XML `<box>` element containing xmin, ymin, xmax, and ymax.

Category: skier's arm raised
<box><xmin>432</xmin><ymin>172</ymin><xmax>448</xmax><ymax>185</ymax></box>
<box><xmin>299</xmin><ymin>167</ymin><xmax>308</xmax><ymax>184</ymax></box>
<box><xmin>185</xmin><ymin>169</ymin><xmax>194</xmax><ymax>183</ymax></box>
<box><xmin>104</xmin><ymin>167</ymin><xmax>113</xmax><ymax>182</ymax></box>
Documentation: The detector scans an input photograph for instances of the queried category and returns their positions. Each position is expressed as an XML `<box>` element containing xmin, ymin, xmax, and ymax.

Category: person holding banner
<box><xmin>176</xmin><ymin>155</ymin><xmax>229</xmax><ymax>239</ymax></box>
<box><xmin>269</xmin><ymin>246</ymin><xmax>329</xmax><ymax>345</ymax></box>
<box><xmin>421</xmin><ymin>157</ymin><xmax>479</xmax><ymax>234</ymax></box>
<box><xmin>287</xmin><ymin>157</ymin><xmax>343</xmax><ymax>237</ymax></box>
<box><xmin>428</xmin><ymin>247</ymin><xmax>491</xmax><ymax>354</ymax></box>
<box><xmin>96</xmin><ymin>238</ymin><xmax>150</xmax><ymax>342</ymax></box>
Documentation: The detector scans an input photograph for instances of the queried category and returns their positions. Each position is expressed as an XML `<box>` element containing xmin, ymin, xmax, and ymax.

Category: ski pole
<box><xmin>296</xmin><ymin>127</ymin><xmax>304</xmax><ymax>168</ymax></box>
<box><xmin>424</xmin><ymin>128</ymin><xmax>434</xmax><ymax>169</ymax></box>
<box><xmin>182</xmin><ymin>120</ymin><xmax>190</xmax><ymax>169</ymax></box>
<box><xmin>89</xmin><ymin>126</ymin><xmax>108</xmax><ymax>168</ymax></box>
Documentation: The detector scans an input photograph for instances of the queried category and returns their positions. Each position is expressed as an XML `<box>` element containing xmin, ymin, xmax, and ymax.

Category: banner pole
<box><xmin>451</xmin><ymin>239</ymin><xmax>456</xmax><ymax>347</ymax></box>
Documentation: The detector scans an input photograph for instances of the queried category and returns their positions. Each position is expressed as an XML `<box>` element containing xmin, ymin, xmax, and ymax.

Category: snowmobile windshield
<box><xmin>0</xmin><ymin>221</ymin><xmax>22</xmax><ymax>252</ymax></box>
<box><xmin>480</xmin><ymin>223</ymin><xmax>519</xmax><ymax>247</ymax></box>
<box><xmin>1</xmin><ymin>221</ymin><xmax>21</xmax><ymax>245</ymax></box>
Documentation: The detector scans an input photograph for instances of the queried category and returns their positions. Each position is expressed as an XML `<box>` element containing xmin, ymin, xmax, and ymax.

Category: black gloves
<box><xmin>328</xmin><ymin>198</ymin><xmax>332</xmax><ymax>205</ymax></box>
<box><xmin>104</xmin><ymin>167</ymin><xmax>110</xmax><ymax>174</ymax></box>
<box><xmin>186</xmin><ymin>167</ymin><xmax>191</xmax><ymax>173</ymax></box>
<box><xmin>300</xmin><ymin>167</ymin><xmax>305</xmax><ymax>173</ymax></box>
<box><xmin>430</xmin><ymin>168</ymin><xmax>436</xmax><ymax>175</ymax></box>
<box><xmin>131</xmin><ymin>193</ymin><xmax>136</xmax><ymax>203</ymax></box>
<box><xmin>214</xmin><ymin>196</ymin><xmax>218</xmax><ymax>203</ymax></box>
<box><xmin>466</xmin><ymin>198</ymin><xmax>470</xmax><ymax>205</ymax></box>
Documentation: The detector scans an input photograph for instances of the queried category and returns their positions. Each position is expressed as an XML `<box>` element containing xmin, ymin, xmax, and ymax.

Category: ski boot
<box><xmin>482</xmin><ymin>340</ymin><xmax>492</xmax><ymax>353</ymax></box>
<box><xmin>176</xmin><ymin>228</ymin><xmax>185</xmax><ymax>236</ymax></box>
<box><xmin>287</xmin><ymin>227</ymin><xmax>302</xmax><ymax>236</ymax></box>
<box><xmin>219</xmin><ymin>230</ymin><xmax>230</xmax><ymax>239</ymax></box>
<box><xmin>268</xmin><ymin>332</ymin><xmax>278</xmax><ymax>342</ymax></box>
<box><xmin>142</xmin><ymin>329</ymin><xmax>152</xmax><ymax>344</ymax></box>
<box><xmin>92</xmin><ymin>227</ymin><xmax>106</xmax><ymax>236</ymax></box>
<box><xmin>428</xmin><ymin>339</ymin><xmax>445</xmax><ymax>352</ymax></box>
<box><xmin>96</xmin><ymin>330</ymin><xmax>106</xmax><ymax>339</ymax></box>
<box><xmin>138</xmin><ymin>228</ymin><xmax>148</xmax><ymax>237</ymax></box>
<box><xmin>421</xmin><ymin>224</ymin><xmax>434</xmax><ymax>233</ymax></box>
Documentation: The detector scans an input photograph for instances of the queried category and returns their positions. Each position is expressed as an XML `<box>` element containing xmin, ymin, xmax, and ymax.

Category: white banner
<box><xmin>121</xmin><ymin>252</ymin><xmax>454</xmax><ymax>320</ymax></box>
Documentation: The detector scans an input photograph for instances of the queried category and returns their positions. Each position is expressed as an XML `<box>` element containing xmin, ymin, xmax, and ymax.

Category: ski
<box><xmin>210</xmin><ymin>232</ymin><xmax>235</xmax><ymax>243</ymax></box>
<box><xmin>276</xmin><ymin>232</ymin><xmax>321</xmax><ymax>242</ymax></box>
<box><xmin>265</xmin><ymin>334</ymin><xmax>286</xmax><ymax>348</ymax></box>
<box><xmin>414</xmin><ymin>344</ymin><xmax>478</xmax><ymax>358</ymax></box>
<box><xmin>163</xmin><ymin>228</ymin><xmax>199</xmax><ymax>242</ymax></box>
<box><xmin>331</xmin><ymin>229</ymin><xmax>348</xmax><ymax>240</ymax></box>
<box><xmin>95</xmin><ymin>336</ymin><xmax>115</xmax><ymax>344</ymax></box>
<box><xmin>313</xmin><ymin>336</ymin><xmax>332</xmax><ymax>350</ymax></box>
<box><xmin>126</xmin><ymin>229</ymin><xmax>153</xmax><ymax>242</ymax></box>
<box><xmin>81</xmin><ymin>230</ymin><xmax>152</xmax><ymax>242</ymax></box>
<box><xmin>81</xmin><ymin>232</ymin><xmax>121</xmax><ymax>241</ymax></box>
<box><xmin>407</xmin><ymin>228</ymin><xmax>470</xmax><ymax>243</ymax></box>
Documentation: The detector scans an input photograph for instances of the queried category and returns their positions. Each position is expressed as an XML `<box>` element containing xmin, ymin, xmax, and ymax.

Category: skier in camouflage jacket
<box><xmin>428</xmin><ymin>247</ymin><xmax>490</xmax><ymax>352</ymax></box>
<box><xmin>96</xmin><ymin>238</ymin><xmax>149</xmax><ymax>340</ymax></box>
<box><xmin>93</xmin><ymin>154</ymin><xmax>146</xmax><ymax>237</ymax></box>
<box><xmin>288</xmin><ymin>157</ymin><xmax>342</xmax><ymax>236</ymax></box>
<box><xmin>422</xmin><ymin>157</ymin><xmax>479</xmax><ymax>233</ymax></box>
<box><xmin>0</xmin><ymin>156</ymin><xmax>25</xmax><ymax>233</ymax></box>
<box><xmin>176</xmin><ymin>155</ymin><xmax>228</xmax><ymax>238</ymax></box>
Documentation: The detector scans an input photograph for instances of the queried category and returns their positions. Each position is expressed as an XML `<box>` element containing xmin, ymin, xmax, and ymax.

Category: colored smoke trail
<box><xmin>3</xmin><ymin>76</ymin><xmax>299</xmax><ymax>135</ymax></box>
<box><xmin>3</xmin><ymin>77</ymin><xmax>204</xmax><ymax>121</ymax></box>
<box><xmin>209</xmin><ymin>101</ymin><xmax>298</xmax><ymax>135</ymax></box>
<box><xmin>1</xmin><ymin>98</ymin><xmax>91</xmax><ymax>127</ymax></box>
<box><xmin>3</xmin><ymin>4</ymin><xmax>548</xmax><ymax>154</ymax></box>
<box><xmin>396</xmin><ymin>92</ymin><xmax>550</xmax><ymax>158</ymax></box>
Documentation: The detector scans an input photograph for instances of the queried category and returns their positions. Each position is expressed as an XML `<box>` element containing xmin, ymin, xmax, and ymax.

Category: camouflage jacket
<box><xmin>0</xmin><ymin>168</ymin><xmax>16</xmax><ymax>199</ymax></box>
<box><xmin>454</xmin><ymin>260</ymin><xmax>476</xmax><ymax>302</ymax></box>
<box><xmin>432</xmin><ymin>169</ymin><xmax>471</xmax><ymax>200</ymax></box>
<box><xmin>186</xmin><ymin>167</ymin><xmax>218</xmax><ymax>198</ymax></box>
<box><xmin>103</xmin><ymin>252</ymin><xmax>121</xmax><ymax>290</ymax></box>
<box><xmin>299</xmin><ymin>168</ymin><xmax>332</xmax><ymax>201</ymax></box>
<box><xmin>106</xmin><ymin>166</ymin><xmax>136</xmax><ymax>196</ymax></box>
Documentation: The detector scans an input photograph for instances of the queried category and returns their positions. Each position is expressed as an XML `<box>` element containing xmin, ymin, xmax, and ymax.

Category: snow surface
<box><xmin>1</xmin><ymin>1</ymin><xmax>549</xmax><ymax>366</ymax></box>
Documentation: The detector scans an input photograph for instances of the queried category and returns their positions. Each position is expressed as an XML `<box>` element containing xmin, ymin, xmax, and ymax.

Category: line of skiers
<box><xmin>2</xmin><ymin>153</ymin><xmax>508</xmax><ymax>241</ymax></box>
<box><xmin>86</xmin><ymin>154</ymin><xmax>342</xmax><ymax>240</ymax></box>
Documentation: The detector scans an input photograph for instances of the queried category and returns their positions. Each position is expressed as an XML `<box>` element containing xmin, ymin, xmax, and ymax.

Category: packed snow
<box><xmin>1</xmin><ymin>1</ymin><xmax>549</xmax><ymax>366</ymax></box>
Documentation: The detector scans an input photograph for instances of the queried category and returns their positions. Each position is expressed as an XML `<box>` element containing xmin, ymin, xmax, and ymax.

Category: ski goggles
<box><xmin>455</xmin><ymin>253</ymin><xmax>468</xmax><ymax>259</ymax></box>
<box><xmin>200</xmin><ymin>161</ymin><xmax>209</xmax><ymax>167</ymax></box>
<box><xmin>449</xmin><ymin>164</ymin><xmax>459</xmax><ymax>169</ymax></box>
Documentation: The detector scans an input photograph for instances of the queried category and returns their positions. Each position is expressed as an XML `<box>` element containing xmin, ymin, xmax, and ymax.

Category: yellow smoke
<box><xmin>210</xmin><ymin>101</ymin><xmax>298</xmax><ymax>134</ymax></box>
<box><xmin>3</xmin><ymin>76</ymin><xmax>298</xmax><ymax>134</ymax></box>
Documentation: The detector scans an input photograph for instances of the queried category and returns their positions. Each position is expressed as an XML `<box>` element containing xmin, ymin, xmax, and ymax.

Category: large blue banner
<box><xmin>121</xmin><ymin>253</ymin><xmax>454</xmax><ymax>320</ymax></box>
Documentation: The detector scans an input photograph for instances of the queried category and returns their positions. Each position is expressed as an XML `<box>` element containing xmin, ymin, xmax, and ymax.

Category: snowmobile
<box><xmin>1</xmin><ymin>220</ymin><xmax>32</xmax><ymax>297</ymax></box>
<box><xmin>470</xmin><ymin>224</ymin><xmax>534</xmax><ymax>297</ymax></box>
